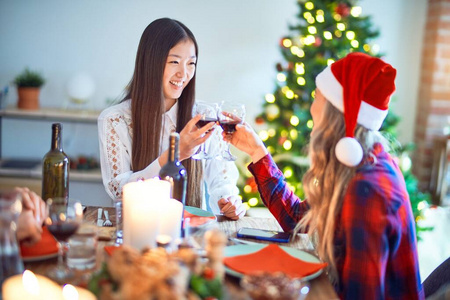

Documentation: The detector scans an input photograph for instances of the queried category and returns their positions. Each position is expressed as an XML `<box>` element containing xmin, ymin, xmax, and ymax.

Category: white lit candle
<box><xmin>122</xmin><ymin>178</ymin><xmax>171</xmax><ymax>250</ymax></box>
<box><xmin>3</xmin><ymin>270</ymin><xmax>62</xmax><ymax>300</ymax></box>
<box><xmin>62</xmin><ymin>284</ymin><xmax>96</xmax><ymax>300</ymax></box>
<box><xmin>158</xmin><ymin>198</ymin><xmax>183</xmax><ymax>248</ymax></box>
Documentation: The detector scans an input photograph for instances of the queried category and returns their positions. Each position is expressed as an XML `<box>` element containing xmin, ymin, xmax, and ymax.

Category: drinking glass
<box><xmin>45</xmin><ymin>199</ymin><xmax>83</xmax><ymax>282</ymax></box>
<box><xmin>191</xmin><ymin>101</ymin><xmax>219</xmax><ymax>160</ymax></box>
<box><xmin>218</xmin><ymin>101</ymin><xmax>245</xmax><ymax>161</ymax></box>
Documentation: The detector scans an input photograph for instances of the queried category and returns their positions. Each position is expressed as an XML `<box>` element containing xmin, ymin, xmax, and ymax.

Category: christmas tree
<box><xmin>238</xmin><ymin>0</ymin><xmax>431</xmax><ymax>238</ymax></box>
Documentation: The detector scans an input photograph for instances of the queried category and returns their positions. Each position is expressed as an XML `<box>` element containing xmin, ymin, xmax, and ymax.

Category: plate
<box><xmin>223</xmin><ymin>244</ymin><xmax>323</xmax><ymax>281</ymax></box>
<box><xmin>22</xmin><ymin>252</ymin><xmax>58</xmax><ymax>262</ymax></box>
<box><xmin>20</xmin><ymin>226</ymin><xmax>59</xmax><ymax>262</ymax></box>
<box><xmin>184</xmin><ymin>206</ymin><xmax>216</xmax><ymax>227</ymax></box>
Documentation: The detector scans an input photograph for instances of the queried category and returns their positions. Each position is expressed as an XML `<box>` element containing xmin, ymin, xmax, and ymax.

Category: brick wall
<box><xmin>413</xmin><ymin>0</ymin><xmax>450</xmax><ymax>191</ymax></box>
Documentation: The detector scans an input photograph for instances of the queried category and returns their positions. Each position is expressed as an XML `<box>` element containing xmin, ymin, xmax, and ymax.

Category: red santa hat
<box><xmin>315</xmin><ymin>52</ymin><xmax>396</xmax><ymax>167</ymax></box>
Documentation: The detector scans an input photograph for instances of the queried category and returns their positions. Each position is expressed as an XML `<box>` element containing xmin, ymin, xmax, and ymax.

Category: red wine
<box><xmin>196</xmin><ymin>118</ymin><xmax>217</xmax><ymax>128</ymax></box>
<box><xmin>47</xmin><ymin>222</ymin><xmax>79</xmax><ymax>241</ymax></box>
<box><xmin>219</xmin><ymin>121</ymin><xmax>240</xmax><ymax>133</ymax></box>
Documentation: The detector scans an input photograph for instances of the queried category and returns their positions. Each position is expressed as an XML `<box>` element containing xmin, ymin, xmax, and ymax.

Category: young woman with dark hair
<box><xmin>98</xmin><ymin>18</ymin><xmax>244</xmax><ymax>219</ymax></box>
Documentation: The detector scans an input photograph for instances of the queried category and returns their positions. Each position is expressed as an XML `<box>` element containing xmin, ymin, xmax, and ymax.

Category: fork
<box><xmin>103</xmin><ymin>210</ymin><xmax>113</xmax><ymax>227</ymax></box>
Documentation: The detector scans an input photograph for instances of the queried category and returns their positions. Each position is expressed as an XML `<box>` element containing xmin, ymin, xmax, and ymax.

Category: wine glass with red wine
<box><xmin>45</xmin><ymin>199</ymin><xmax>83</xmax><ymax>282</ymax></box>
<box><xmin>218</xmin><ymin>101</ymin><xmax>246</xmax><ymax>161</ymax></box>
<box><xmin>192</xmin><ymin>101</ymin><xmax>219</xmax><ymax>160</ymax></box>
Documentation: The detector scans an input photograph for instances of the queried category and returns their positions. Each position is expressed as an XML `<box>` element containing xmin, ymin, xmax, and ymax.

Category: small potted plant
<box><xmin>14</xmin><ymin>68</ymin><xmax>45</xmax><ymax>110</ymax></box>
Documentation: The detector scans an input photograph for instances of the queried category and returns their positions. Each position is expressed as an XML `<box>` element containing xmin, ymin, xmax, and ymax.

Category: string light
<box><xmin>305</xmin><ymin>1</ymin><xmax>314</xmax><ymax>10</ymax></box>
<box><xmin>244</xmin><ymin>185</ymin><xmax>252</xmax><ymax>193</ymax></box>
<box><xmin>323</xmin><ymin>31</ymin><xmax>333</xmax><ymax>40</ymax></box>
<box><xmin>346</xmin><ymin>31</ymin><xmax>356</xmax><ymax>40</ymax></box>
<box><xmin>243</xmin><ymin>202</ymin><xmax>250</xmax><ymax>210</ymax></box>
<box><xmin>316</xmin><ymin>10</ymin><xmax>325</xmax><ymax>23</ymax></box>
<box><xmin>290</xmin><ymin>129</ymin><xmax>298</xmax><ymax>139</ymax></box>
<box><xmin>282</xmin><ymin>38</ymin><xmax>292</xmax><ymax>47</ymax></box>
<box><xmin>334</xmin><ymin>14</ymin><xmax>342</xmax><ymax>21</ymax></box>
<box><xmin>283</xmin><ymin>167</ymin><xmax>293</xmax><ymax>178</ymax></box>
<box><xmin>281</xmin><ymin>130</ymin><xmax>288</xmax><ymax>137</ymax></box>
<box><xmin>417</xmin><ymin>201</ymin><xmax>427</xmax><ymax>211</ymax></box>
<box><xmin>259</xmin><ymin>130</ymin><xmax>269</xmax><ymax>141</ymax></box>
<box><xmin>295</xmin><ymin>63</ymin><xmax>305</xmax><ymax>75</ymax></box>
<box><xmin>267</xmin><ymin>146</ymin><xmax>275</xmax><ymax>154</ymax></box>
<box><xmin>286</xmin><ymin>90</ymin><xmax>294</xmax><ymax>99</ymax></box>
<box><xmin>337</xmin><ymin>23</ymin><xmax>346</xmax><ymax>31</ymax></box>
<box><xmin>307</xmin><ymin>26</ymin><xmax>317</xmax><ymax>34</ymax></box>
<box><xmin>297</xmin><ymin>77</ymin><xmax>306</xmax><ymax>86</ymax></box>
<box><xmin>304</xmin><ymin>35</ymin><xmax>316</xmax><ymax>45</ymax></box>
<box><xmin>290</xmin><ymin>115</ymin><xmax>300</xmax><ymax>126</ymax></box>
<box><xmin>268</xmin><ymin>128</ymin><xmax>276</xmax><ymax>137</ymax></box>
<box><xmin>307</xmin><ymin>17</ymin><xmax>315</xmax><ymax>24</ymax></box>
<box><xmin>306</xmin><ymin>120</ymin><xmax>314</xmax><ymax>128</ymax></box>
<box><xmin>351</xmin><ymin>40</ymin><xmax>359</xmax><ymax>48</ymax></box>
<box><xmin>290</xmin><ymin>45</ymin><xmax>301</xmax><ymax>55</ymax></box>
<box><xmin>351</xmin><ymin>6</ymin><xmax>362</xmax><ymax>17</ymax></box>
<box><xmin>334</xmin><ymin>30</ymin><xmax>342</xmax><ymax>38</ymax></box>
<box><xmin>327</xmin><ymin>58</ymin><xmax>335</xmax><ymax>66</ymax></box>
<box><xmin>363</xmin><ymin>44</ymin><xmax>371</xmax><ymax>52</ymax></box>
<box><xmin>372</xmin><ymin>44</ymin><xmax>380</xmax><ymax>54</ymax></box>
<box><xmin>303</xmin><ymin>12</ymin><xmax>312</xmax><ymax>19</ymax></box>
<box><xmin>283</xmin><ymin>140</ymin><xmax>292</xmax><ymax>150</ymax></box>
<box><xmin>277</xmin><ymin>73</ymin><xmax>287</xmax><ymax>82</ymax></box>
<box><xmin>265</xmin><ymin>93</ymin><xmax>276</xmax><ymax>103</ymax></box>
<box><xmin>311</xmin><ymin>90</ymin><xmax>315</xmax><ymax>98</ymax></box>
<box><xmin>248</xmin><ymin>198</ymin><xmax>259</xmax><ymax>207</ymax></box>
<box><xmin>296</xmin><ymin>49</ymin><xmax>305</xmax><ymax>58</ymax></box>
<box><xmin>281</xmin><ymin>86</ymin><xmax>290</xmax><ymax>94</ymax></box>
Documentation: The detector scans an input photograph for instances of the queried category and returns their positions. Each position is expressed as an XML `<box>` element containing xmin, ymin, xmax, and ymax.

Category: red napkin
<box><xmin>184</xmin><ymin>209</ymin><xmax>215</xmax><ymax>227</ymax></box>
<box><xmin>223</xmin><ymin>244</ymin><xmax>327</xmax><ymax>278</ymax></box>
<box><xmin>20</xmin><ymin>226</ymin><xmax>58</xmax><ymax>259</ymax></box>
<box><xmin>104</xmin><ymin>245</ymin><xmax>121</xmax><ymax>256</ymax></box>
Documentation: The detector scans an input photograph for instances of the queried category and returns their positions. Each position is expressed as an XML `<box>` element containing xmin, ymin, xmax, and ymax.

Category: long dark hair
<box><xmin>123</xmin><ymin>18</ymin><xmax>202</xmax><ymax>207</ymax></box>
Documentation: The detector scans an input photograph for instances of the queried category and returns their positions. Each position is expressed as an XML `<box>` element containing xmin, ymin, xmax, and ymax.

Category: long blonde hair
<box><xmin>296</xmin><ymin>100</ymin><xmax>388</xmax><ymax>283</ymax></box>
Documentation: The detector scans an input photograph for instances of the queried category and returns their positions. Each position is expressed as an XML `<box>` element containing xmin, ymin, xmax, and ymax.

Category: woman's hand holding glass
<box><xmin>218</xmin><ymin>102</ymin><xmax>246</xmax><ymax>161</ymax></box>
<box><xmin>222</xmin><ymin>117</ymin><xmax>268</xmax><ymax>163</ymax></box>
<box><xmin>178</xmin><ymin>113</ymin><xmax>216</xmax><ymax>161</ymax></box>
<box><xmin>191</xmin><ymin>102</ymin><xmax>219</xmax><ymax>160</ymax></box>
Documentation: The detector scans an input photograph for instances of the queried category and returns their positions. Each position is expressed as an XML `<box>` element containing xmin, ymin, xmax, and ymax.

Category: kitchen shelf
<box><xmin>0</xmin><ymin>106</ymin><xmax>100</xmax><ymax>123</ymax></box>
<box><xmin>0</xmin><ymin>159</ymin><xmax>102</xmax><ymax>182</ymax></box>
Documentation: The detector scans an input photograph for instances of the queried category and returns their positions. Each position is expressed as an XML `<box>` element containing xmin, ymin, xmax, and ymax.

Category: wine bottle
<box><xmin>42</xmin><ymin>123</ymin><xmax>69</xmax><ymax>204</ymax></box>
<box><xmin>159</xmin><ymin>132</ymin><xmax>187</xmax><ymax>205</ymax></box>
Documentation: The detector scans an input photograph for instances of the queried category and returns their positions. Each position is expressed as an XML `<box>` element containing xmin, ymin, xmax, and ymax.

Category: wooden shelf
<box><xmin>0</xmin><ymin>106</ymin><xmax>100</xmax><ymax>123</ymax></box>
<box><xmin>0</xmin><ymin>159</ymin><xmax>102</xmax><ymax>183</ymax></box>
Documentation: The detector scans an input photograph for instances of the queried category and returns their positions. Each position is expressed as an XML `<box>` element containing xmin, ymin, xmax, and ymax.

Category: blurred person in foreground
<box><xmin>223</xmin><ymin>52</ymin><xmax>424</xmax><ymax>299</ymax></box>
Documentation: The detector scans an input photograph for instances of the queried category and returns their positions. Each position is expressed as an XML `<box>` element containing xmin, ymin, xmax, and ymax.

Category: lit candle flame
<box><xmin>22</xmin><ymin>270</ymin><xmax>39</xmax><ymax>296</ymax></box>
<box><xmin>63</xmin><ymin>284</ymin><xmax>79</xmax><ymax>300</ymax></box>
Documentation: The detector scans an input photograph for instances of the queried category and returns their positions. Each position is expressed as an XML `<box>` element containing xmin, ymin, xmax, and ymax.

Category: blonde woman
<box><xmin>224</xmin><ymin>53</ymin><xmax>423</xmax><ymax>299</ymax></box>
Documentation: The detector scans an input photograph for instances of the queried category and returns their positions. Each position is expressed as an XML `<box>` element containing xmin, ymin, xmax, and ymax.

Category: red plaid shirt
<box><xmin>248</xmin><ymin>144</ymin><xmax>424</xmax><ymax>300</ymax></box>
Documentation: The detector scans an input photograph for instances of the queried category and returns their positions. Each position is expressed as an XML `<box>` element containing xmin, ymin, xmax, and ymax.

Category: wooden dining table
<box><xmin>24</xmin><ymin>206</ymin><xmax>338</xmax><ymax>299</ymax></box>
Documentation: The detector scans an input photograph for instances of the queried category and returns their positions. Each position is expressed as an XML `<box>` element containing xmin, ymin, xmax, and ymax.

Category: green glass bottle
<box><xmin>159</xmin><ymin>132</ymin><xmax>187</xmax><ymax>205</ymax></box>
<box><xmin>41</xmin><ymin>123</ymin><xmax>69</xmax><ymax>204</ymax></box>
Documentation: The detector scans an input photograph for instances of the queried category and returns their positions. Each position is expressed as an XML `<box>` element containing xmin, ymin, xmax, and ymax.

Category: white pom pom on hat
<box><xmin>315</xmin><ymin>53</ymin><xmax>397</xmax><ymax>167</ymax></box>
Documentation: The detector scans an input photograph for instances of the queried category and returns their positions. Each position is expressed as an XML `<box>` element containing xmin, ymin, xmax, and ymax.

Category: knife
<box><xmin>97</xmin><ymin>208</ymin><xmax>104</xmax><ymax>227</ymax></box>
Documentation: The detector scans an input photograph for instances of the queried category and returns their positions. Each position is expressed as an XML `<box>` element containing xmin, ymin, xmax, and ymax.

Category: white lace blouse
<box><xmin>97</xmin><ymin>99</ymin><xmax>239</xmax><ymax>214</ymax></box>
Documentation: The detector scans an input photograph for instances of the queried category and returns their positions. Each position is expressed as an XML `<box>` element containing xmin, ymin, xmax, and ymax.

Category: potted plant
<box><xmin>14</xmin><ymin>68</ymin><xmax>45</xmax><ymax>110</ymax></box>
